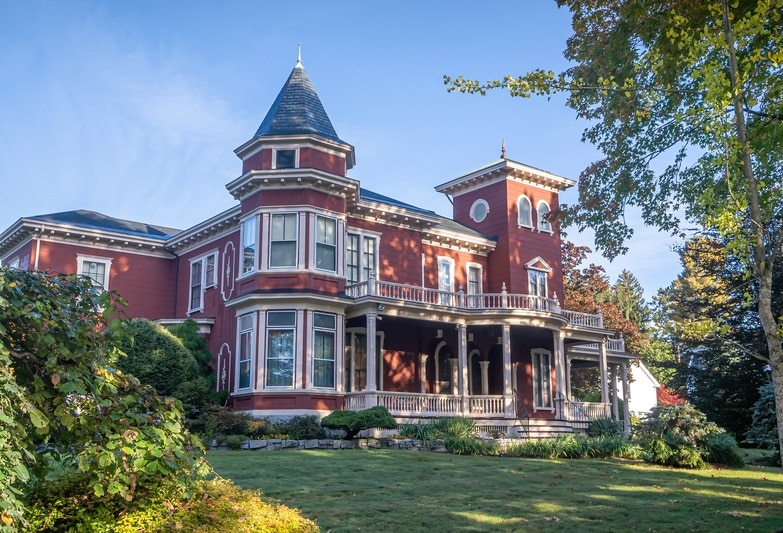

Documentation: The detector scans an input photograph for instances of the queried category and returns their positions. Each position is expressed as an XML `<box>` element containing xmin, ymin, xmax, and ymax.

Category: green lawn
<box><xmin>208</xmin><ymin>449</ymin><xmax>783</xmax><ymax>532</ymax></box>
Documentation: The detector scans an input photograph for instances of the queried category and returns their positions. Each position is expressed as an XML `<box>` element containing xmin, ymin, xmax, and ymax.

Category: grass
<box><xmin>208</xmin><ymin>449</ymin><xmax>783</xmax><ymax>532</ymax></box>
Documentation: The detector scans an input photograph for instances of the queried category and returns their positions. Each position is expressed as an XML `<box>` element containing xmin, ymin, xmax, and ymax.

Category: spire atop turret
<box><xmin>501</xmin><ymin>138</ymin><xmax>507</xmax><ymax>159</ymax></box>
<box><xmin>296</xmin><ymin>43</ymin><xmax>303</xmax><ymax>68</ymax></box>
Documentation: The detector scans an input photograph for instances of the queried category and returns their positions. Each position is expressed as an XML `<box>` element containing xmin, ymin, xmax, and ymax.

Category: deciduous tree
<box><xmin>446</xmin><ymin>0</ymin><xmax>783</xmax><ymax>466</ymax></box>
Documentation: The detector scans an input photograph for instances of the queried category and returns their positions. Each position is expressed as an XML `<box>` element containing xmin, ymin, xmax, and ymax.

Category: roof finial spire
<box><xmin>296</xmin><ymin>43</ymin><xmax>303</xmax><ymax>68</ymax></box>
<box><xmin>501</xmin><ymin>138</ymin><xmax>507</xmax><ymax>159</ymax></box>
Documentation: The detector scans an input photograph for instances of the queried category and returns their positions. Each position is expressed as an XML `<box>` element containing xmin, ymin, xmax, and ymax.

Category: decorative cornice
<box><xmin>166</xmin><ymin>206</ymin><xmax>242</xmax><ymax>252</ymax></box>
<box><xmin>226</xmin><ymin>168</ymin><xmax>360</xmax><ymax>203</ymax></box>
<box><xmin>435</xmin><ymin>159</ymin><xmax>575</xmax><ymax>197</ymax></box>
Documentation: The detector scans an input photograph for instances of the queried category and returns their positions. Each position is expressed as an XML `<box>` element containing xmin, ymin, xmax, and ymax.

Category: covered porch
<box><xmin>343</xmin><ymin>278</ymin><xmax>633</xmax><ymax>437</ymax></box>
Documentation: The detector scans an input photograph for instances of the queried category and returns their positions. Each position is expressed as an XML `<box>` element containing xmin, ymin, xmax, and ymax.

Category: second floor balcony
<box><xmin>345</xmin><ymin>277</ymin><xmax>605</xmax><ymax>330</ymax></box>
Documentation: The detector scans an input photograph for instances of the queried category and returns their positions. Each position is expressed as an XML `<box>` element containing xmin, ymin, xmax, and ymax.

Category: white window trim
<box><xmin>345</xmin><ymin>229</ymin><xmax>381</xmax><ymax>284</ymax></box>
<box><xmin>517</xmin><ymin>195</ymin><xmax>533</xmax><ymax>228</ymax></box>
<box><xmin>532</xmin><ymin>348</ymin><xmax>554</xmax><ymax>411</ymax></box>
<box><xmin>310</xmin><ymin>213</ymin><xmax>342</xmax><ymax>274</ymax></box>
<box><xmin>239</xmin><ymin>213</ymin><xmax>260</xmax><ymax>278</ymax></box>
<box><xmin>76</xmin><ymin>254</ymin><xmax>112</xmax><ymax>290</ymax></box>
<box><xmin>537</xmin><ymin>200</ymin><xmax>553</xmax><ymax>233</ymax></box>
<box><xmin>261</xmin><ymin>308</ymin><xmax>305</xmax><ymax>390</ymax></box>
<box><xmin>188</xmin><ymin>249</ymin><xmax>219</xmax><ymax>313</ymax></box>
<box><xmin>437</xmin><ymin>256</ymin><xmax>455</xmax><ymax>292</ymax></box>
<box><xmin>465</xmin><ymin>262</ymin><xmax>483</xmax><ymax>294</ymax></box>
<box><xmin>308</xmin><ymin>311</ymin><xmax>342</xmax><ymax>391</ymax></box>
<box><xmin>469</xmin><ymin>198</ymin><xmax>489</xmax><ymax>223</ymax></box>
<box><xmin>272</xmin><ymin>146</ymin><xmax>300</xmax><ymax>169</ymax></box>
<box><xmin>235</xmin><ymin>313</ymin><xmax>256</xmax><ymax>393</ymax></box>
<box><xmin>263</xmin><ymin>211</ymin><xmax>301</xmax><ymax>271</ymax></box>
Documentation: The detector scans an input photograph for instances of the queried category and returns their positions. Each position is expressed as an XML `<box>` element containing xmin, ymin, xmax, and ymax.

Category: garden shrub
<box><xmin>201</xmin><ymin>404</ymin><xmax>253</xmax><ymax>437</ymax></box>
<box><xmin>24</xmin><ymin>477</ymin><xmax>318</xmax><ymax>532</ymax></box>
<box><xmin>444</xmin><ymin>436</ymin><xmax>499</xmax><ymax>456</ymax></box>
<box><xmin>321</xmin><ymin>406</ymin><xmax>398</xmax><ymax>439</ymax></box>
<box><xmin>225</xmin><ymin>435</ymin><xmax>244</xmax><ymax>450</ymax></box>
<box><xmin>588</xmin><ymin>417</ymin><xmax>622</xmax><ymax>437</ymax></box>
<box><xmin>706</xmin><ymin>432</ymin><xmax>744</xmax><ymax>467</ymax></box>
<box><xmin>277</xmin><ymin>415</ymin><xmax>326</xmax><ymax>440</ymax></box>
<box><xmin>636</xmin><ymin>405</ymin><xmax>739</xmax><ymax>469</ymax></box>
<box><xmin>503</xmin><ymin>434</ymin><xmax>642</xmax><ymax>460</ymax></box>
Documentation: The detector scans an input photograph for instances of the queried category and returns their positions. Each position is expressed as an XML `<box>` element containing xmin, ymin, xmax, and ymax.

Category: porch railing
<box><xmin>345</xmin><ymin>278</ymin><xmax>603</xmax><ymax>327</ymax></box>
<box><xmin>563</xmin><ymin>399</ymin><xmax>611</xmax><ymax>430</ymax></box>
<box><xmin>344</xmin><ymin>391</ymin><xmax>506</xmax><ymax>417</ymax></box>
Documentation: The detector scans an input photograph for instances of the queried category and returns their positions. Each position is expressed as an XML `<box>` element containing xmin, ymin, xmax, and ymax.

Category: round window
<box><xmin>470</xmin><ymin>199</ymin><xmax>489</xmax><ymax>223</ymax></box>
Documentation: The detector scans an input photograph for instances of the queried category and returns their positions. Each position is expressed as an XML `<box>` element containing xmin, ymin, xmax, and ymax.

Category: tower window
<box><xmin>275</xmin><ymin>149</ymin><xmax>296</xmax><ymax>169</ymax></box>
<box><xmin>469</xmin><ymin>199</ymin><xmax>489</xmax><ymax>223</ymax></box>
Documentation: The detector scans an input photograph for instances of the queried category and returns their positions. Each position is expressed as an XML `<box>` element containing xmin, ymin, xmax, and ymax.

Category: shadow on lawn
<box><xmin>208</xmin><ymin>450</ymin><xmax>783</xmax><ymax>532</ymax></box>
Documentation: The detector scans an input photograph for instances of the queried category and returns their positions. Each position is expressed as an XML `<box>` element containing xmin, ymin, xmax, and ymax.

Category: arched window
<box><xmin>537</xmin><ymin>201</ymin><xmax>552</xmax><ymax>233</ymax></box>
<box><xmin>517</xmin><ymin>195</ymin><xmax>532</xmax><ymax>227</ymax></box>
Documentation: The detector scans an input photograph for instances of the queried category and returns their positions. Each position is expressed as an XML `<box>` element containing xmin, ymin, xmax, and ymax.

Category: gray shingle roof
<box><xmin>254</xmin><ymin>62</ymin><xmax>345</xmax><ymax>144</ymax></box>
<box><xmin>29</xmin><ymin>210</ymin><xmax>179</xmax><ymax>240</ymax></box>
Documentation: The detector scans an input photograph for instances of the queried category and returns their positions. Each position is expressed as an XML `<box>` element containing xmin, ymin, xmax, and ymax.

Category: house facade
<box><xmin>0</xmin><ymin>57</ymin><xmax>642</xmax><ymax>437</ymax></box>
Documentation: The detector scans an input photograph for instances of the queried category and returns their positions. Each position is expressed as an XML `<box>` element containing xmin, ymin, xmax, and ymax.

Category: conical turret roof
<box><xmin>254</xmin><ymin>59</ymin><xmax>345</xmax><ymax>144</ymax></box>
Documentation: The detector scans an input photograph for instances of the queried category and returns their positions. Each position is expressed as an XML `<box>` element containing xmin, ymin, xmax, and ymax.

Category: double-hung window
<box><xmin>466</xmin><ymin>263</ymin><xmax>482</xmax><ymax>308</ymax></box>
<box><xmin>242</xmin><ymin>216</ymin><xmax>258</xmax><ymax>274</ymax></box>
<box><xmin>270</xmin><ymin>213</ymin><xmax>298</xmax><ymax>268</ymax></box>
<box><xmin>437</xmin><ymin>257</ymin><xmax>455</xmax><ymax>306</ymax></box>
<box><xmin>537</xmin><ymin>201</ymin><xmax>552</xmax><ymax>233</ymax></box>
<box><xmin>266</xmin><ymin>311</ymin><xmax>296</xmax><ymax>387</ymax></box>
<box><xmin>77</xmin><ymin>254</ymin><xmax>112</xmax><ymax>290</ymax></box>
<box><xmin>346</xmin><ymin>232</ymin><xmax>378</xmax><ymax>284</ymax></box>
<box><xmin>528</xmin><ymin>269</ymin><xmax>547</xmax><ymax>298</ymax></box>
<box><xmin>189</xmin><ymin>252</ymin><xmax>218</xmax><ymax>312</ymax></box>
<box><xmin>532</xmin><ymin>349</ymin><xmax>553</xmax><ymax>409</ymax></box>
<box><xmin>237</xmin><ymin>314</ymin><xmax>254</xmax><ymax>391</ymax></box>
<box><xmin>518</xmin><ymin>195</ymin><xmax>533</xmax><ymax>227</ymax></box>
<box><xmin>312</xmin><ymin>312</ymin><xmax>336</xmax><ymax>388</ymax></box>
<box><xmin>315</xmin><ymin>216</ymin><xmax>337</xmax><ymax>272</ymax></box>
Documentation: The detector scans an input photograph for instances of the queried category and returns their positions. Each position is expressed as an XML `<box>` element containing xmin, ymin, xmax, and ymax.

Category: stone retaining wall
<box><xmin>209</xmin><ymin>437</ymin><xmax>460</xmax><ymax>452</ymax></box>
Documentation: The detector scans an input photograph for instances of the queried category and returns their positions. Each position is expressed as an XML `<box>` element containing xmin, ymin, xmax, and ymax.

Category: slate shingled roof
<box><xmin>254</xmin><ymin>61</ymin><xmax>346</xmax><ymax>144</ymax></box>
<box><xmin>29</xmin><ymin>210</ymin><xmax>180</xmax><ymax>240</ymax></box>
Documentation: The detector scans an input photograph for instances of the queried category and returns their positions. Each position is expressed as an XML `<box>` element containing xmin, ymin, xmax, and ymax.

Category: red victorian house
<box><xmin>0</xmin><ymin>57</ymin><xmax>637</xmax><ymax>438</ymax></box>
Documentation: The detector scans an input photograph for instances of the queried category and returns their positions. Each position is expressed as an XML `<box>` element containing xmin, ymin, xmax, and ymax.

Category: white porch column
<box><xmin>366</xmin><ymin>313</ymin><xmax>377</xmax><ymax>393</ymax></box>
<box><xmin>553</xmin><ymin>331</ymin><xmax>566</xmax><ymax>418</ymax></box>
<box><xmin>502</xmin><ymin>324</ymin><xmax>513</xmax><ymax>416</ymax></box>
<box><xmin>566</xmin><ymin>356</ymin><xmax>572</xmax><ymax>399</ymax></box>
<box><xmin>621</xmin><ymin>363</ymin><xmax>631</xmax><ymax>438</ymax></box>
<box><xmin>457</xmin><ymin>324</ymin><xmax>468</xmax><ymax>397</ymax></box>
<box><xmin>611</xmin><ymin>364</ymin><xmax>620</xmax><ymax>421</ymax></box>
<box><xmin>450</xmin><ymin>358</ymin><xmax>459</xmax><ymax>396</ymax></box>
<box><xmin>598</xmin><ymin>337</ymin><xmax>609</xmax><ymax>413</ymax></box>
<box><xmin>419</xmin><ymin>354</ymin><xmax>428</xmax><ymax>393</ymax></box>
<box><xmin>479</xmin><ymin>361</ymin><xmax>490</xmax><ymax>395</ymax></box>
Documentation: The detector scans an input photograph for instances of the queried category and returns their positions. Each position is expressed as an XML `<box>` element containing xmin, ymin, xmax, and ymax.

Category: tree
<box><xmin>0</xmin><ymin>268</ymin><xmax>207</xmax><ymax>529</ymax></box>
<box><xmin>654</xmin><ymin>236</ymin><xmax>770</xmax><ymax>437</ymax></box>
<box><xmin>446</xmin><ymin>0</ymin><xmax>783</xmax><ymax>466</ymax></box>
<box><xmin>612</xmin><ymin>270</ymin><xmax>650</xmax><ymax>332</ymax></box>
<box><xmin>117</xmin><ymin>318</ymin><xmax>212</xmax><ymax>411</ymax></box>
<box><xmin>561</xmin><ymin>241</ymin><xmax>646</xmax><ymax>399</ymax></box>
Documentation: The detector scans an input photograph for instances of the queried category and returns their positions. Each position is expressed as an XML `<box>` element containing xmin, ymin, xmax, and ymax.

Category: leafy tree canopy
<box><xmin>0</xmin><ymin>268</ymin><xmax>207</xmax><ymax>530</ymax></box>
<box><xmin>447</xmin><ymin>0</ymin><xmax>783</xmax><ymax>467</ymax></box>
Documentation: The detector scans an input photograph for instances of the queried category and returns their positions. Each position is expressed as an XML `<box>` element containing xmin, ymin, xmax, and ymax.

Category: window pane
<box><xmin>363</xmin><ymin>237</ymin><xmax>376</xmax><ymax>280</ymax></box>
<box><xmin>316</xmin><ymin>242</ymin><xmax>336</xmax><ymax>271</ymax></box>
<box><xmin>243</xmin><ymin>217</ymin><xmax>257</xmax><ymax>273</ymax></box>
<box><xmin>313</xmin><ymin>312</ymin><xmax>336</xmax><ymax>329</ymax></box>
<box><xmin>519</xmin><ymin>197</ymin><xmax>532</xmax><ymax>226</ymax></box>
<box><xmin>268</xmin><ymin>311</ymin><xmax>296</xmax><ymax>327</ymax></box>
<box><xmin>538</xmin><ymin>203</ymin><xmax>552</xmax><ymax>231</ymax></box>
<box><xmin>205</xmin><ymin>254</ymin><xmax>216</xmax><ymax>286</ymax></box>
<box><xmin>317</xmin><ymin>216</ymin><xmax>336</xmax><ymax>245</ymax></box>
<box><xmin>276</xmin><ymin>149</ymin><xmax>295</xmax><ymax>169</ymax></box>
<box><xmin>266</xmin><ymin>329</ymin><xmax>294</xmax><ymax>387</ymax></box>
<box><xmin>270</xmin><ymin>241</ymin><xmax>297</xmax><ymax>267</ymax></box>
<box><xmin>346</xmin><ymin>233</ymin><xmax>359</xmax><ymax>284</ymax></box>
<box><xmin>83</xmin><ymin>260</ymin><xmax>106</xmax><ymax>288</ymax></box>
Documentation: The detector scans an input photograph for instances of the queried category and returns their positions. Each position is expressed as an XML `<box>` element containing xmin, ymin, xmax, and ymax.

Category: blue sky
<box><xmin>0</xmin><ymin>0</ymin><xmax>682</xmax><ymax>299</ymax></box>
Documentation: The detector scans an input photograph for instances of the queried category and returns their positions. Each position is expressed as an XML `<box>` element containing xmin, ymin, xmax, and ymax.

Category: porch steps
<box><xmin>513</xmin><ymin>419</ymin><xmax>574</xmax><ymax>440</ymax></box>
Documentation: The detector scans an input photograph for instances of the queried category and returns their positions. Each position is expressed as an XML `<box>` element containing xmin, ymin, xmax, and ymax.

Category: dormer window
<box><xmin>274</xmin><ymin>148</ymin><xmax>297</xmax><ymax>169</ymax></box>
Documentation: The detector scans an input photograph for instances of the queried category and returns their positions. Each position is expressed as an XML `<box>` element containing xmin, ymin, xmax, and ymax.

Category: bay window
<box><xmin>266</xmin><ymin>310</ymin><xmax>296</xmax><ymax>387</ymax></box>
